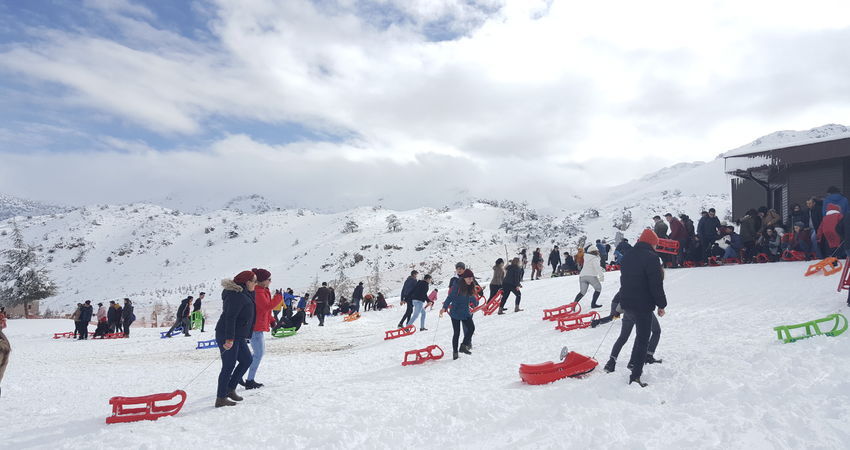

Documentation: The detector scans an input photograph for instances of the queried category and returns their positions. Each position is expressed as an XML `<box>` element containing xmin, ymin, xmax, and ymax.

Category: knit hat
<box><xmin>460</xmin><ymin>269</ymin><xmax>474</xmax><ymax>278</ymax></box>
<box><xmin>252</xmin><ymin>268</ymin><xmax>271</xmax><ymax>282</ymax></box>
<box><xmin>638</xmin><ymin>229</ymin><xmax>659</xmax><ymax>247</ymax></box>
<box><xmin>234</xmin><ymin>270</ymin><xmax>256</xmax><ymax>284</ymax></box>
<box><xmin>794</xmin><ymin>221</ymin><xmax>805</xmax><ymax>228</ymax></box>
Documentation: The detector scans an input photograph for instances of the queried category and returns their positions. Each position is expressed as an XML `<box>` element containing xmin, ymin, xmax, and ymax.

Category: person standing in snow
<box><xmin>593</xmin><ymin>290</ymin><xmax>662</xmax><ymax>373</ymax></box>
<box><xmin>122</xmin><ymin>298</ymin><xmax>134</xmax><ymax>337</ymax></box>
<box><xmin>574</xmin><ymin>247</ymin><xmax>605</xmax><ymax>309</ymax></box>
<box><xmin>298</xmin><ymin>294</ymin><xmax>309</xmax><ymax>325</ymax></box>
<box><xmin>595</xmin><ymin>240</ymin><xmax>609</xmax><ymax>268</ymax></box>
<box><xmin>490</xmin><ymin>258</ymin><xmax>506</xmax><ymax>301</ymax></box>
<box><xmin>739</xmin><ymin>210</ymin><xmax>759</xmax><ymax>261</ymax></box>
<box><xmin>499</xmin><ymin>257</ymin><xmax>524</xmax><ymax>314</ymax></box>
<box><xmin>165</xmin><ymin>296</ymin><xmax>192</xmax><ymax>338</ymax></box>
<box><xmin>614</xmin><ymin>239</ymin><xmax>632</xmax><ymax>265</ymax></box>
<box><xmin>574</xmin><ymin>247</ymin><xmax>585</xmax><ymax>271</ymax></box>
<box><xmin>106</xmin><ymin>300</ymin><xmax>119</xmax><ymax>334</ymax></box>
<box><xmin>697</xmin><ymin>209</ymin><xmax>722</xmax><ymax>261</ymax></box>
<box><xmin>665</xmin><ymin>213</ymin><xmax>686</xmax><ymax>268</ymax></box>
<box><xmin>440</xmin><ymin>269</ymin><xmax>477</xmax><ymax>360</ymax></box>
<box><xmin>531</xmin><ymin>248</ymin><xmax>544</xmax><ymax>280</ymax></box>
<box><xmin>78</xmin><ymin>300</ymin><xmax>93</xmax><ymax>340</ymax></box>
<box><xmin>244</xmin><ymin>268</ymin><xmax>276</xmax><ymax>390</ymax></box>
<box><xmin>0</xmin><ymin>307</ymin><xmax>8</xmax><ymax>398</ymax></box>
<box><xmin>214</xmin><ymin>270</ymin><xmax>256</xmax><ymax>408</ymax></box>
<box><xmin>548</xmin><ymin>246</ymin><xmax>562</xmax><ymax>277</ymax></box>
<box><xmin>352</xmin><ymin>282</ymin><xmax>364</xmax><ymax>314</ymax></box>
<box><xmin>615</xmin><ymin>229</ymin><xmax>667</xmax><ymax>387</ymax></box>
<box><xmin>71</xmin><ymin>303</ymin><xmax>82</xmax><ymax>338</ymax></box>
<box><xmin>191</xmin><ymin>292</ymin><xmax>206</xmax><ymax>332</ymax></box>
<box><xmin>406</xmin><ymin>274</ymin><xmax>432</xmax><ymax>331</ymax></box>
<box><xmin>312</xmin><ymin>283</ymin><xmax>332</xmax><ymax>326</ymax></box>
<box><xmin>520</xmin><ymin>249</ymin><xmax>528</xmax><ymax>272</ymax></box>
<box><xmin>806</xmin><ymin>197</ymin><xmax>825</xmax><ymax>258</ymax></box>
<box><xmin>398</xmin><ymin>270</ymin><xmax>419</xmax><ymax>328</ymax></box>
<box><xmin>93</xmin><ymin>302</ymin><xmax>108</xmax><ymax>338</ymax></box>
<box><xmin>818</xmin><ymin>204</ymin><xmax>844</xmax><ymax>258</ymax></box>
<box><xmin>823</xmin><ymin>186</ymin><xmax>849</xmax><ymax>215</ymax></box>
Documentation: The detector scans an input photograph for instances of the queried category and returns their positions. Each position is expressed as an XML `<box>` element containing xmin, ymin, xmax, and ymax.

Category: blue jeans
<box><xmin>407</xmin><ymin>300</ymin><xmax>427</xmax><ymax>329</ymax></box>
<box><xmin>247</xmin><ymin>331</ymin><xmax>265</xmax><ymax>381</ymax></box>
<box><xmin>215</xmin><ymin>335</ymin><xmax>252</xmax><ymax>398</ymax></box>
<box><xmin>352</xmin><ymin>299</ymin><xmax>361</xmax><ymax>313</ymax></box>
<box><xmin>812</xmin><ymin>229</ymin><xmax>822</xmax><ymax>258</ymax></box>
<box><xmin>723</xmin><ymin>246</ymin><xmax>739</xmax><ymax>259</ymax></box>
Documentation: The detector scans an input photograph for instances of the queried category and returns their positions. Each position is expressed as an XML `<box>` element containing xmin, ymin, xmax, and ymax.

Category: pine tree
<box><xmin>386</xmin><ymin>214</ymin><xmax>402</xmax><ymax>233</ymax></box>
<box><xmin>366</xmin><ymin>257</ymin><xmax>383</xmax><ymax>295</ymax></box>
<box><xmin>330</xmin><ymin>258</ymin><xmax>353</xmax><ymax>298</ymax></box>
<box><xmin>0</xmin><ymin>221</ymin><xmax>57</xmax><ymax>317</ymax></box>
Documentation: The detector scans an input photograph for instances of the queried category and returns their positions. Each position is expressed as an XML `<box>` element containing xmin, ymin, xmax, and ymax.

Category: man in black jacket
<box><xmin>352</xmin><ymin>282</ymin><xmax>364</xmax><ymax>314</ymax></box>
<box><xmin>499</xmin><ymin>258</ymin><xmax>525</xmax><ymax>314</ymax></box>
<box><xmin>78</xmin><ymin>300</ymin><xmax>93</xmax><ymax>340</ymax></box>
<box><xmin>398</xmin><ymin>271</ymin><xmax>418</xmax><ymax>328</ymax></box>
<box><xmin>697</xmin><ymin>209</ymin><xmax>722</xmax><ymax>261</ymax></box>
<box><xmin>165</xmin><ymin>296</ymin><xmax>192</xmax><ymax>337</ymax></box>
<box><xmin>548</xmin><ymin>246</ymin><xmax>561</xmax><ymax>277</ymax></box>
<box><xmin>406</xmin><ymin>274</ymin><xmax>432</xmax><ymax>330</ymax></box>
<box><xmin>616</xmin><ymin>229</ymin><xmax>667</xmax><ymax>387</ymax></box>
<box><xmin>312</xmin><ymin>283</ymin><xmax>331</xmax><ymax>326</ymax></box>
<box><xmin>121</xmin><ymin>298</ymin><xmax>134</xmax><ymax>337</ymax></box>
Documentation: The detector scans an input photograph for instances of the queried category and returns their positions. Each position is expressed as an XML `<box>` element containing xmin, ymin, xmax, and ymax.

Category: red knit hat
<box><xmin>234</xmin><ymin>270</ymin><xmax>256</xmax><ymax>284</ymax></box>
<box><xmin>638</xmin><ymin>229</ymin><xmax>659</xmax><ymax>247</ymax></box>
<box><xmin>460</xmin><ymin>269</ymin><xmax>475</xmax><ymax>278</ymax></box>
<box><xmin>252</xmin><ymin>268</ymin><xmax>271</xmax><ymax>282</ymax></box>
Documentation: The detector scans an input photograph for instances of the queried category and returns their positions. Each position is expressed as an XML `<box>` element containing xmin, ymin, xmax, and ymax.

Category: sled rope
<box><xmin>432</xmin><ymin>315</ymin><xmax>442</xmax><ymax>345</ymax></box>
<box><xmin>829</xmin><ymin>241</ymin><xmax>846</xmax><ymax>258</ymax></box>
<box><xmin>183</xmin><ymin>356</ymin><xmax>219</xmax><ymax>390</ymax></box>
<box><xmin>591</xmin><ymin>319</ymin><xmax>616</xmax><ymax>360</ymax></box>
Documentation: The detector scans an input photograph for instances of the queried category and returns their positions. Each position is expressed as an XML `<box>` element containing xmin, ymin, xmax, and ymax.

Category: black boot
<box><xmin>515</xmin><ymin>305</ymin><xmax>523</xmax><ymax>312</ymax></box>
<box><xmin>244</xmin><ymin>380</ymin><xmax>263</xmax><ymax>390</ymax></box>
<box><xmin>498</xmin><ymin>308</ymin><xmax>506</xmax><ymax>315</ymax></box>
<box><xmin>215</xmin><ymin>397</ymin><xmax>237</xmax><ymax>407</ymax></box>
<box><xmin>603</xmin><ymin>358</ymin><xmax>616</xmax><ymax>373</ymax></box>
<box><xmin>629</xmin><ymin>376</ymin><xmax>648</xmax><ymax>387</ymax></box>
<box><xmin>574</xmin><ymin>293</ymin><xmax>584</xmax><ymax>303</ymax></box>
<box><xmin>590</xmin><ymin>319</ymin><xmax>601</xmax><ymax>328</ymax></box>
<box><xmin>453</xmin><ymin>351</ymin><xmax>459</xmax><ymax>360</ymax></box>
<box><xmin>645</xmin><ymin>354</ymin><xmax>663</xmax><ymax>364</ymax></box>
<box><xmin>459</xmin><ymin>343</ymin><xmax>472</xmax><ymax>355</ymax></box>
<box><xmin>591</xmin><ymin>292</ymin><xmax>602</xmax><ymax>309</ymax></box>
<box><xmin>227</xmin><ymin>390</ymin><xmax>244</xmax><ymax>401</ymax></box>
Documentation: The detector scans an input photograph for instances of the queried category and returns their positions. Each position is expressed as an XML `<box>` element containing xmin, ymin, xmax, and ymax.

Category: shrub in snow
<box><xmin>342</xmin><ymin>220</ymin><xmax>359</xmax><ymax>233</ymax></box>
<box><xmin>386</xmin><ymin>214</ymin><xmax>402</xmax><ymax>233</ymax></box>
<box><xmin>0</xmin><ymin>221</ymin><xmax>57</xmax><ymax>314</ymax></box>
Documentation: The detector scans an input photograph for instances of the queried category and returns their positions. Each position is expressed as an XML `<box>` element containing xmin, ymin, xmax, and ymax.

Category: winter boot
<box><xmin>590</xmin><ymin>319</ymin><xmax>601</xmax><ymax>328</ymax></box>
<box><xmin>244</xmin><ymin>380</ymin><xmax>263</xmax><ymax>389</ymax></box>
<box><xmin>645</xmin><ymin>354</ymin><xmax>663</xmax><ymax>364</ymax></box>
<box><xmin>590</xmin><ymin>292</ymin><xmax>602</xmax><ymax>309</ymax></box>
<box><xmin>629</xmin><ymin>376</ymin><xmax>648</xmax><ymax>387</ymax></box>
<box><xmin>515</xmin><ymin>305</ymin><xmax>524</xmax><ymax>312</ymax></box>
<box><xmin>453</xmin><ymin>351</ymin><xmax>459</xmax><ymax>360</ymax></box>
<box><xmin>574</xmin><ymin>293</ymin><xmax>584</xmax><ymax>303</ymax></box>
<box><xmin>498</xmin><ymin>308</ymin><xmax>506</xmax><ymax>315</ymax></box>
<box><xmin>227</xmin><ymin>390</ymin><xmax>244</xmax><ymax>401</ymax></box>
<box><xmin>459</xmin><ymin>343</ymin><xmax>472</xmax><ymax>355</ymax></box>
<box><xmin>603</xmin><ymin>358</ymin><xmax>616</xmax><ymax>373</ymax></box>
<box><xmin>215</xmin><ymin>397</ymin><xmax>237</xmax><ymax>407</ymax></box>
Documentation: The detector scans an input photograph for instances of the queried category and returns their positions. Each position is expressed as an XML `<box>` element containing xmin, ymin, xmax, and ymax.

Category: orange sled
<box><xmin>384</xmin><ymin>324</ymin><xmax>416</xmax><ymax>340</ymax></box>
<box><xmin>555</xmin><ymin>312</ymin><xmax>600</xmax><ymax>332</ymax></box>
<box><xmin>519</xmin><ymin>351</ymin><xmax>598</xmax><ymax>385</ymax></box>
<box><xmin>402</xmin><ymin>345</ymin><xmax>445</xmax><ymax>366</ymax></box>
<box><xmin>343</xmin><ymin>313</ymin><xmax>361</xmax><ymax>322</ymax></box>
<box><xmin>542</xmin><ymin>302</ymin><xmax>581</xmax><ymax>321</ymax></box>
<box><xmin>53</xmin><ymin>332</ymin><xmax>75</xmax><ymax>339</ymax></box>
<box><xmin>105</xmin><ymin>390</ymin><xmax>187</xmax><ymax>424</ymax></box>
<box><xmin>805</xmin><ymin>257</ymin><xmax>842</xmax><ymax>277</ymax></box>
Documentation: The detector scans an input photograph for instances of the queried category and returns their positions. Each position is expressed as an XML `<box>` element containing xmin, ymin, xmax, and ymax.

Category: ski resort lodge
<box><xmin>724</xmin><ymin>135</ymin><xmax>850</xmax><ymax>224</ymax></box>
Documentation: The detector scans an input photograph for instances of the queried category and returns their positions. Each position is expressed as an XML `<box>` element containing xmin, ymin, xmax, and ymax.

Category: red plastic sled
<box><xmin>782</xmin><ymin>250</ymin><xmax>807</xmax><ymax>262</ymax></box>
<box><xmin>519</xmin><ymin>351</ymin><xmax>598</xmax><ymax>385</ymax></box>
<box><xmin>93</xmin><ymin>332</ymin><xmax>125</xmax><ymax>339</ymax></box>
<box><xmin>655</xmin><ymin>238</ymin><xmax>680</xmax><ymax>255</ymax></box>
<box><xmin>682</xmin><ymin>260</ymin><xmax>696</xmax><ymax>268</ymax></box>
<box><xmin>542</xmin><ymin>302</ymin><xmax>581</xmax><ymax>321</ymax></box>
<box><xmin>384</xmin><ymin>324</ymin><xmax>416</xmax><ymax>340</ymax></box>
<box><xmin>837</xmin><ymin>258</ymin><xmax>850</xmax><ymax>292</ymax></box>
<box><xmin>605</xmin><ymin>264</ymin><xmax>621</xmax><ymax>272</ymax></box>
<box><xmin>401</xmin><ymin>344</ymin><xmax>445</xmax><ymax>366</ymax></box>
<box><xmin>53</xmin><ymin>331</ymin><xmax>75</xmax><ymax>339</ymax></box>
<box><xmin>306</xmin><ymin>301</ymin><xmax>317</xmax><ymax>315</ymax></box>
<box><xmin>105</xmin><ymin>389</ymin><xmax>187</xmax><ymax>424</ymax></box>
<box><xmin>482</xmin><ymin>290</ymin><xmax>503</xmax><ymax>316</ymax></box>
<box><xmin>724</xmin><ymin>257</ymin><xmax>741</xmax><ymax>265</ymax></box>
<box><xmin>754</xmin><ymin>253</ymin><xmax>769</xmax><ymax>263</ymax></box>
<box><xmin>555</xmin><ymin>312</ymin><xmax>600</xmax><ymax>332</ymax></box>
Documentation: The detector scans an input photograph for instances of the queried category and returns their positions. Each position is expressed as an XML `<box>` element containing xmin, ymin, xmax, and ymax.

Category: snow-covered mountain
<box><xmin>0</xmin><ymin>158</ymin><xmax>730</xmax><ymax>318</ymax></box>
<box><xmin>0</xmin><ymin>193</ymin><xmax>70</xmax><ymax>221</ymax></box>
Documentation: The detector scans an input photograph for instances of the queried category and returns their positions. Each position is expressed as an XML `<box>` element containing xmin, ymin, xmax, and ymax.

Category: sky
<box><xmin>1</xmin><ymin>0</ymin><xmax>849</xmax><ymax>211</ymax></box>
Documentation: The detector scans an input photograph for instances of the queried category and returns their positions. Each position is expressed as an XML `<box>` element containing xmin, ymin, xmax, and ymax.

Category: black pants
<box><xmin>450</xmin><ymin>317</ymin><xmax>475</xmax><ymax>353</ymax></box>
<box><xmin>73</xmin><ymin>321</ymin><xmax>81</xmax><ymax>338</ymax></box>
<box><xmin>500</xmin><ymin>284</ymin><xmax>521</xmax><ymax>308</ymax></box>
<box><xmin>621</xmin><ymin>309</ymin><xmax>654</xmax><ymax>379</ymax></box>
<box><xmin>488</xmin><ymin>284</ymin><xmax>501</xmax><ymax>302</ymax></box>
<box><xmin>278</xmin><ymin>311</ymin><xmax>305</xmax><ymax>331</ymax></box>
<box><xmin>77</xmin><ymin>321</ymin><xmax>88</xmax><ymax>339</ymax></box>
<box><xmin>609</xmin><ymin>312</ymin><xmax>660</xmax><ymax>360</ymax></box>
<box><xmin>215</xmin><ymin>335</ymin><xmax>253</xmax><ymax>399</ymax></box>
<box><xmin>123</xmin><ymin>320</ymin><xmax>133</xmax><ymax>337</ymax></box>
<box><xmin>273</xmin><ymin>310</ymin><xmax>280</xmax><ymax>322</ymax></box>
<box><xmin>315</xmin><ymin>303</ymin><xmax>326</xmax><ymax>325</ymax></box>
<box><xmin>166</xmin><ymin>317</ymin><xmax>190</xmax><ymax>337</ymax></box>
<box><xmin>551</xmin><ymin>263</ymin><xmax>558</xmax><ymax>275</ymax></box>
<box><xmin>398</xmin><ymin>301</ymin><xmax>414</xmax><ymax>328</ymax></box>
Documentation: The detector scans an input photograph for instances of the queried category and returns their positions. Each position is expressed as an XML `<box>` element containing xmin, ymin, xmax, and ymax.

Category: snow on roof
<box><xmin>724</xmin><ymin>124</ymin><xmax>850</xmax><ymax>158</ymax></box>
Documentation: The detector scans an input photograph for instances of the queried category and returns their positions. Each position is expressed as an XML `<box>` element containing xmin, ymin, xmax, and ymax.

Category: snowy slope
<box><xmin>0</xmin><ymin>159</ymin><xmax>730</xmax><ymax>318</ymax></box>
<box><xmin>2</xmin><ymin>261</ymin><xmax>850</xmax><ymax>448</ymax></box>
<box><xmin>0</xmin><ymin>193</ymin><xmax>69</xmax><ymax>221</ymax></box>
<box><xmin>724</xmin><ymin>123</ymin><xmax>850</xmax><ymax>157</ymax></box>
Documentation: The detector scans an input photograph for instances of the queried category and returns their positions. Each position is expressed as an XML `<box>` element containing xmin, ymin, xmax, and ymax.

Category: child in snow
<box><xmin>428</xmin><ymin>289</ymin><xmax>438</xmax><ymax>311</ymax></box>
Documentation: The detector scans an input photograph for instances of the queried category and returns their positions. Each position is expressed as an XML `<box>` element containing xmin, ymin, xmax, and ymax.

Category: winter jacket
<box><xmin>352</xmin><ymin>284</ymin><xmax>364</xmax><ymax>301</ymax></box>
<box><xmin>284</xmin><ymin>292</ymin><xmax>296</xmax><ymax>308</ymax></box>
<box><xmin>617</xmin><ymin>242</ymin><xmax>667</xmax><ymax>313</ymax></box>
<box><xmin>615</xmin><ymin>240</ymin><xmax>632</xmax><ymax>256</ymax></box>
<box><xmin>409</xmin><ymin>280</ymin><xmax>430</xmax><ymax>301</ymax></box>
<box><xmin>653</xmin><ymin>221</ymin><xmax>669</xmax><ymax>239</ymax></box>
<box><xmin>428</xmin><ymin>290</ymin><xmax>438</xmax><ymax>302</ymax></box>
<box><xmin>272</xmin><ymin>291</ymin><xmax>284</xmax><ymax>311</ymax></box>
<box><xmin>739</xmin><ymin>215</ymin><xmax>758</xmax><ymax>243</ymax></box>
<box><xmin>532</xmin><ymin>251</ymin><xmax>543</xmax><ymax>264</ymax></box>
<box><xmin>697</xmin><ymin>215</ymin><xmax>722</xmax><ymax>241</ymax></box>
<box><xmin>669</xmin><ymin>218</ymin><xmax>686</xmax><ymax>241</ymax></box>
<box><xmin>575</xmin><ymin>249</ymin><xmax>584</xmax><ymax>268</ymax></box>
<box><xmin>491</xmin><ymin>265</ymin><xmax>506</xmax><ymax>285</ymax></box>
<box><xmin>216</xmin><ymin>279</ymin><xmax>256</xmax><ymax>340</ymax></box>
<box><xmin>175</xmin><ymin>298</ymin><xmax>191</xmax><ymax>320</ymax></box>
<box><xmin>596</xmin><ymin>242</ymin><xmax>608</xmax><ymax>259</ymax></box>
<box><xmin>122</xmin><ymin>304</ymin><xmax>134</xmax><ymax>323</ymax></box>
<box><xmin>296</xmin><ymin>296</ymin><xmax>307</xmax><ymax>309</ymax></box>
<box><xmin>252</xmin><ymin>285</ymin><xmax>276</xmax><ymax>332</ymax></box>
<box><xmin>808</xmin><ymin>200</ymin><xmax>824</xmax><ymax>230</ymax></box>
<box><xmin>442</xmin><ymin>288</ymin><xmax>475</xmax><ymax>320</ymax></box>
<box><xmin>787</xmin><ymin>231</ymin><xmax>812</xmax><ymax>253</ymax></box>
<box><xmin>400</xmin><ymin>277</ymin><xmax>417</xmax><ymax>302</ymax></box>
<box><xmin>761</xmin><ymin>210</ymin><xmax>781</xmax><ymax>233</ymax></box>
<box><xmin>313</xmin><ymin>286</ymin><xmax>331</xmax><ymax>304</ymax></box>
<box><xmin>563</xmin><ymin>253</ymin><xmax>577</xmax><ymax>271</ymax></box>
<box><xmin>193</xmin><ymin>298</ymin><xmax>202</xmax><ymax>312</ymax></box>
<box><xmin>548</xmin><ymin>250</ymin><xmax>561</xmax><ymax>266</ymax></box>
<box><xmin>757</xmin><ymin>233</ymin><xmax>781</xmax><ymax>255</ymax></box>
<box><xmin>579</xmin><ymin>253</ymin><xmax>604</xmax><ymax>281</ymax></box>
<box><xmin>107</xmin><ymin>305</ymin><xmax>119</xmax><ymax>322</ymax></box>
<box><xmin>818</xmin><ymin>204</ymin><xmax>843</xmax><ymax>248</ymax></box>
<box><xmin>683</xmin><ymin>217</ymin><xmax>696</xmax><ymax>241</ymax></box>
<box><xmin>823</xmin><ymin>193</ymin><xmax>849</xmax><ymax>215</ymax></box>
<box><xmin>503</xmin><ymin>264</ymin><xmax>524</xmax><ymax>286</ymax></box>
<box><xmin>79</xmin><ymin>305</ymin><xmax>93</xmax><ymax>324</ymax></box>
<box><xmin>790</xmin><ymin>208</ymin><xmax>808</xmax><ymax>228</ymax></box>
<box><xmin>726</xmin><ymin>232</ymin><xmax>743</xmax><ymax>250</ymax></box>
<box><xmin>71</xmin><ymin>307</ymin><xmax>81</xmax><ymax>321</ymax></box>
<box><xmin>96</xmin><ymin>306</ymin><xmax>107</xmax><ymax>322</ymax></box>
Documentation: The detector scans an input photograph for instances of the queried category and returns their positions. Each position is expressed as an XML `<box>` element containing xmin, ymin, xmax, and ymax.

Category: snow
<box><xmin>724</xmin><ymin>123</ymin><xmax>850</xmax><ymax>158</ymax></box>
<box><xmin>3</xmin><ymin>261</ymin><xmax>850</xmax><ymax>448</ymax></box>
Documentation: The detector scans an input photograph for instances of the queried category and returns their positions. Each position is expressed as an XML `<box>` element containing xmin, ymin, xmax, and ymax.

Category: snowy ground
<box><xmin>4</xmin><ymin>261</ymin><xmax>850</xmax><ymax>449</ymax></box>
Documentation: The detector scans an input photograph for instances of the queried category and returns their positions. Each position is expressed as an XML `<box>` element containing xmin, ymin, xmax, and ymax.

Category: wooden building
<box><xmin>724</xmin><ymin>136</ymin><xmax>850</xmax><ymax>224</ymax></box>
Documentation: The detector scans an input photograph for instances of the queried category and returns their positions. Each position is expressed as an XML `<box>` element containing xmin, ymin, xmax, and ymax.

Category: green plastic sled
<box><xmin>190</xmin><ymin>311</ymin><xmax>204</xmax><ymax>330</ymax></box>
<box><xmin>272</xmin><ymin>327</ymin><xmax>297</xmax><ymax>338</ymax></box>
<box><xmin>774</xmin><ymin>313</ymin><xmax>848</xmax><ymax>343</ymax></box>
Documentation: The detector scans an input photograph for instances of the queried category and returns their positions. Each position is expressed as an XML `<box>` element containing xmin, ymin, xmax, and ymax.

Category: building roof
<box><xmin>724</xmin><ymin>124</ymin><xmax>850</xmax><ymax>158</ymax></box>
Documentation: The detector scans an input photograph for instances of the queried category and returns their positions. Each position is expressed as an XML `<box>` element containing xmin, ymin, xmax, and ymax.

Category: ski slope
<box><xmin>3</xmin><ymin>261</ymin><xmax>849</xmax><ymax>449</ymax></box>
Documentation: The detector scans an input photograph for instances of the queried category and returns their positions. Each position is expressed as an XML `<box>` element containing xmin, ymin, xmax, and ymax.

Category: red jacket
<box><xmin>817</xmin><ymin>204</ymin><xmax>843</xmax><ymax>249</ymax></box>
<box><xmin>252</xmin><ymin>286</ymin><xmax>277</xmax><ymax>332</ymax></box>
<box><xmin>669</xmin><ymin>218</ymin><xmax>686</xmax><ymax>241</ymax></box>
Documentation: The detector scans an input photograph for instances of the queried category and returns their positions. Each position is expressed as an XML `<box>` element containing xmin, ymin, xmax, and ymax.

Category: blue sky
<box><xmin>0</xmin><ymin>0</ymin><xmax>848</xmax><ymax>210</ymax></box>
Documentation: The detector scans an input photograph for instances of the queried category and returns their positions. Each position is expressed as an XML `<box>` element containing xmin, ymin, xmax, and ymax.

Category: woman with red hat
<box><xmin>244</xmin><ymin>268</ymin><xmax>276</xmax><ymax>390</ymax></box>
<box><xmin>214</xmin><ymin>270</ymin><xmax>257</xmax><ymax>408</ymax></box>
<box><xmin>440</xmin><ymin>269</ymin><xmax>477</xmax><ymax>360</ymax></box>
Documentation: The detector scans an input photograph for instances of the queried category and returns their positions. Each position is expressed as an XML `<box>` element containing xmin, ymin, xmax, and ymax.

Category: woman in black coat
<box><xmin>214</xmin><ymin>271</ymin><xmax>257</xmax><ymax>408</ymax></box>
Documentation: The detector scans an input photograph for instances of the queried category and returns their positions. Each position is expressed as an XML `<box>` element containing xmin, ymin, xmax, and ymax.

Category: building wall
<box><xmin>788</xmin><ymin>159</ymin><xmax>845</xmax><ymax>210</ymax></box>
<box><xmin>731</xmin><ymin>178</ymin><xmax>766</xmax><ymax>219</ymax></box>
